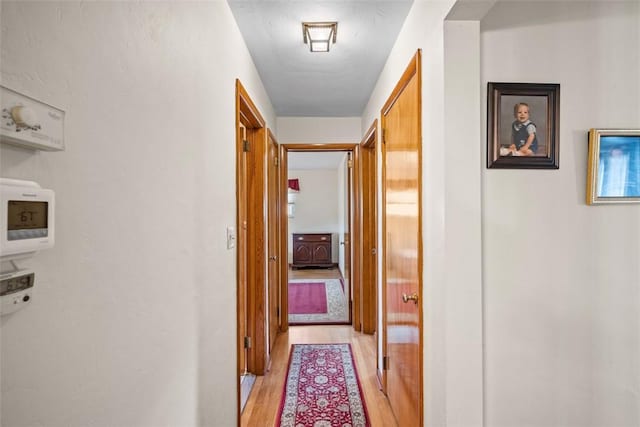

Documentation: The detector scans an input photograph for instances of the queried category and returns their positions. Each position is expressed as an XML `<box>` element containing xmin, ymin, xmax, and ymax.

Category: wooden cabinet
<box><xmin>292</xmin><ymin>233</ymin><xmax>333</xmax><ymax>268</ymax></box>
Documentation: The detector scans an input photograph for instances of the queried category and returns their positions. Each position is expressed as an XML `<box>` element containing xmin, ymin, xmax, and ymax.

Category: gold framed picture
<box><xmin>586</xmin><ymin>129</ymin><xmax>640</xmax><ymax>205</ymax></box>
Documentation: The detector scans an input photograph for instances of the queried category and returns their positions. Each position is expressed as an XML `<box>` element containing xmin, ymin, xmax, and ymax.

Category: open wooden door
<box><xmin>344</xmin><ymin>153</ymin><xmax>353</xmax><ymax>327</ymax></box>
<box><xmin>267</xmin><ymin>129</ymin><xmax>280</xmax><ymax>355</ymax></box>
<box><xmin>236</xmin><ymin>79</ymin><xmax>268</xmax><ymax>383</ymax></box>
<box><xmin>381</xmin><ymin>51</ymin><xmax>423</xmax><ymax>426</ymax></box>
<box><xmin>361</xmin><ymin>121</ymin><xmax>378</xmax><ymax>336</ymax></box>
<box><xmin>237</xmin><ymin>122</ymin><xmax>248</xmax><ymax>379</ymax></box>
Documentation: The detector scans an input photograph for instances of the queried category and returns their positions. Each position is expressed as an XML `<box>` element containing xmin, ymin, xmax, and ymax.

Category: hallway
<box><xmin>241</xmin><ymin>325</ymin><xmax>397</xmax><ymax>427</ymax></box>
<box><xmin>2</xmin><ymin>2</ymin><xmax>639</xmax><ymax>427</ymax></box>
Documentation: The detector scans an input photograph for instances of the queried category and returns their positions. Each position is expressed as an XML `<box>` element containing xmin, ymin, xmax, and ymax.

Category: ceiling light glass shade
<box><xmin>302</xmin><ymin>22</ymin><xmax>337</xmax><ymax>52</ymax></box>
<box><xmin>308</xmin><ymin>26</ymin><xmax>332</xmax><ymax>40</ymax></box>
<box><xmin>310</xmin><ymin>41</ymin><xmax>330</xmax><ymax>52</ymax></box>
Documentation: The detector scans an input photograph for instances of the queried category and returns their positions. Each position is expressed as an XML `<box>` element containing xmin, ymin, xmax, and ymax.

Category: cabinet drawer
<box><xmin>293</xmin><ymin>233</ymin><xmax>331</xmax><ymax>242</ymax></box>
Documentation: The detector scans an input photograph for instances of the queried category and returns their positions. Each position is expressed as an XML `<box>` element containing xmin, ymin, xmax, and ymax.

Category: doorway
<box><xmin>279</xmin><ymin>144</ymin><xmax>361</xmax><ymax>332</ymax></box>
<box><xmin>235</xmin><ymin>80</ymin><xmax>269</xmax><ymax>416</ymax></box>
<box><xmin>287</xmin><ymin>150</ymin><xmax>349</xmax><ymax>326</ymax></box>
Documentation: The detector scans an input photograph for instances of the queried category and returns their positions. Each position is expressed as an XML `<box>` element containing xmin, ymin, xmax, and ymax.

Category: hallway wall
<box><xmin>0</xmin><ymin>2</ymin><xmax>274</xmax><ymax>426</ymax></box>
<box><xmin>287</xmin><ymin>168</ymin><xmax>341</xmax><ymax>263</ymax></box>
<box><xmin>364</xmin><ymin>1</ymin><xmax>639</xmax><ymax>426</ymax></box>
<box><xmin>276</xmin><ymin>117</ymin><xmax>361</xmax><ymax>143</ymax></box>
<box><xmin>481</xmin><ymin>2</ymin><xmax>640</xmax><ymax>426</ymax></box>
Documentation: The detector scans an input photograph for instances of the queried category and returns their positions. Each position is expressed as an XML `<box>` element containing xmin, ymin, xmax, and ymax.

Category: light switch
<box><xmin>226</xmin><ymin>226</ymin><xmax>236</xmax><ymax>249</ymax></box>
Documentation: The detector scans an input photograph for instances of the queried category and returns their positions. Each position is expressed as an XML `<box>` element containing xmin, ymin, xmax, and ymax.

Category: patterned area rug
<box><xmin>289</xmin><ymin>282</ymin><xmax>328</xmax><ymax>314</ymax></box>
<box><xmin>276</xmin><ymin>344</ymin><xmax>370</xmax><ymax>427</ymax></box>
<box><xmin>288</xmin><ymin>279</ymin><xmax>348</xmax><ymax>325</ymax></box>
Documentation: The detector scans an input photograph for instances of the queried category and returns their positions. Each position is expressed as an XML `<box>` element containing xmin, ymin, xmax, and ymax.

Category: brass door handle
<box><xmin>402</xmin><ymin>293</ymin><xmax>419</xmax><ymax>304</ymax></box>
<box><xmin>269</xmin><ymin>256</ymin><xmax>277</xmax><ymax>261</ymax></box>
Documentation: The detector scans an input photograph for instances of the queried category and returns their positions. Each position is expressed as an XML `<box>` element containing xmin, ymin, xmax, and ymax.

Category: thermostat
<box><xmin>0</xmin><ymin>85</ymin><xmax>65</xmax><ymax>151</ymax></box>
<box><xmin>0</xmin><ymin>268</ymin><xmax>35</xmax><ymax>315</ymax></box>
<box><xmin>1</xmin><ymin>178</ymin><xmax>55</xmax><ymax>261</ymax></box>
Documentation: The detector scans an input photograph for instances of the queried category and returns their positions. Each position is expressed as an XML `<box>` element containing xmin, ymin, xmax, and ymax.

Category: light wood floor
<box><xmin>241</xmin><ymin>325</ymin><xmax>398</xmax><ymax>427</ymax></box>
<box><xmin>288</xmin><ymin>266</ymin><xmax>343</xmax><ymax>280</ymax></box>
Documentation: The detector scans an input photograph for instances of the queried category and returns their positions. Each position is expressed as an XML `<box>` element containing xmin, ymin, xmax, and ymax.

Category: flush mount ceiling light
<box><xmin>302</xmin><ymin>21</ymin><xmax>337</xmax><ymax>52</ymax></box>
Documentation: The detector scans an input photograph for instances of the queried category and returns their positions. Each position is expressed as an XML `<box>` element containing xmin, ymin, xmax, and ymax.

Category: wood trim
<box><xmin>416</xmin><ymin>50</ymin><xmax>424</xmax><ymax>427</ymax></box>
<box><xmin>278</xmin><ymin>144</ymin><xmax>289</xmax><ymax>332</ymax></box>
<box><xmin>235</xmin><ymin>119</ymin><xmax>247</xmax><ymax>426</ymax></box>
<box><xmin>266</xmin><ymin>128</ymin><xmax>280</xmax><ymax>356</ymax></box>
<box><xmin>246</xmin><ymin>126</ymin><xmax>267</xmax><ymax>376</ymax></box>
<box><xmin>351</xmin><ymin>148</ymin><xmax>362</xmax><ymax>332</ymax></box>
<box><xmin>236</xmin><ymin>80</ymin><xmax>265</xmax><ymax>128</ymax></box>
<box><xmin>235</xmin><ymin>97</ymin><xmax>244</xmax><ymax>427</ymax></box>
<box><xmin>360</xmin><ymin>120</ymin><xmax>377</xmax><ymax>335</ymax></box>
<box><xmin>282</xmin><ymin>143</ymin><xmax>357</xmax><ymax>152</ymax></box>
<box><xmin>267</xmin><ymin>128</ymin><xmax>278</xmax><ymax>145</ymax></box>
<box><xmin>361</xmin><ymin>120</ymin><xmax>382</xmax><ymax>384</ymax></box>
<box><xmin>362</xmin><ymin>120</ymin><xmax>377</xmax><ymax>148</ymax></box>
<box><xmin>381</xmin><ymin>51</ymin><xmax>420</xmax><ymax>117</ymax></box>
<box><xmin>379</xmin><ymin>113</ymin><xmax>388</xmax><ymax>394</ymax></box>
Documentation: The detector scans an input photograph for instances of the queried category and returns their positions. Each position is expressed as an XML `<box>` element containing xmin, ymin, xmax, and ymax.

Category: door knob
<box><xmin>269</xmin><ymin>255</ymin><xmax>277</xmax><ymax>261</ymax></box>
<box><xmin>402</xmin><ymin>293</ymin><xmax>419</xmax><ymax>304</ymax></box>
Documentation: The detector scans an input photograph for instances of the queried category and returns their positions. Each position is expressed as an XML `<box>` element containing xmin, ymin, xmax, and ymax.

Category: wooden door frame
<box><xmin>266</xmin><ymin>129</ymin><xmax>280</xmax><ymax>358</ymax></box>
<box><xmin>360</xmin><ymin>121</ymin><xmax>378</xmax><ymax>336</ymax></box>
<box><xmin>237</xmin><ymin>120</ymin><xmax>248</xmax><ymax>383</ymax></box>
<box><xmin>278</xmin><ymin>143</ymin><xmax>361</xmax><ymax>332</ymax></box>
<box><xmin>236</xmin><ymin>80</ymin><xmax>268</xmax><ymax>392</ymax></box>
<box><xmin>345</xmin><ymin>153</ymin><xmax>353</xmax><ymax>327</ymax></box>
<box><xmin>380</xmin><ymin>50</ymin><xmax>423</xmax><ymax>422</ymax></box>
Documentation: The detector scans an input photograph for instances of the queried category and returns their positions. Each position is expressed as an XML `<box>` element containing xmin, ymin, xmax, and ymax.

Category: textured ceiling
<box><xmin>228</xmin><ymin>1</ymin><xmax>414</xmax><ymax>117</ymax></box>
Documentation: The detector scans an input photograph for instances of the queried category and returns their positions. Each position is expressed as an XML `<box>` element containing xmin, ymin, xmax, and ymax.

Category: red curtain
<box><xmin>288</xmin><ymin>179</ymin><xmax>300</xmax><ymax>191</ymax></box>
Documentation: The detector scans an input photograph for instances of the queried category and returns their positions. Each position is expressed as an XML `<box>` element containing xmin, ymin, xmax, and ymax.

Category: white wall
<box><xmin>362</xmin><ymin>1</ymin><xmax>481</xmax><ymax>426</ymax></box>
<box><xmin>443</xmin><ymin>19</ymin><xmax>484</xmax><ymax>427</ymax></box>
<box><xmin>362</xmin><ymin>1</ymin><xmax>640</xmax><ymax>426</ymax></box>
<box><xmin>0</xmin><ymin>2</ymin><xmax>274</xmax><ymax>426</ymax></box>
<box><xmin>364</xmin><ymin>0</ymin><xmax>640</xmax><ymax>425</ymax></box>
<box><xmin>288</xmin><ymin>169</ymin><xmax>341</xmax><ymax>263</ymax></box>
<box><xmin>276</xmin><ymin>117</ymin><xmax>361</xmax><ymax>143</ymax></box>
<box><xmin>481</xmin><ymin>2</ymin><xmax>640</xmax><ymax>426</ymax></box>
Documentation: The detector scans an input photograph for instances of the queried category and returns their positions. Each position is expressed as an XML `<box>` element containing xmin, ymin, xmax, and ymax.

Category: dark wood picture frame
<box><xmin>487</xmin><ymin>82</ymin><xmax>560</xmax><ymax>169</ymax></box>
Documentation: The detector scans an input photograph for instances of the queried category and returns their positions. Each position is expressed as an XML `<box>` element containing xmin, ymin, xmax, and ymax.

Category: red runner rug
<box><xmin>276</xmin><ymin>344</ymin><xmax>370</xmax><ymax>427</ymax></box>
<box><xmin>288</xmin><ymin>282</ymin><xmax>328</xmax><ymax>314</ymax></box>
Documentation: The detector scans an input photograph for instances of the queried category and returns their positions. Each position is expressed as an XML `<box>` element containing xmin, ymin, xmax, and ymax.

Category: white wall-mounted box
<box><xmin>0</xmin><ymin>86</ymin><xmax>65</xmax><ymax>151</ymax></box>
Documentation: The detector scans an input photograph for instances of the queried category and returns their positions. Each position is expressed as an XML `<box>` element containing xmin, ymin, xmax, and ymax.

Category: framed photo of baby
<box><xmin>487</xmin><ymin>82</ymin><xmax>560</xmax><ymax>169</ymax></box>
